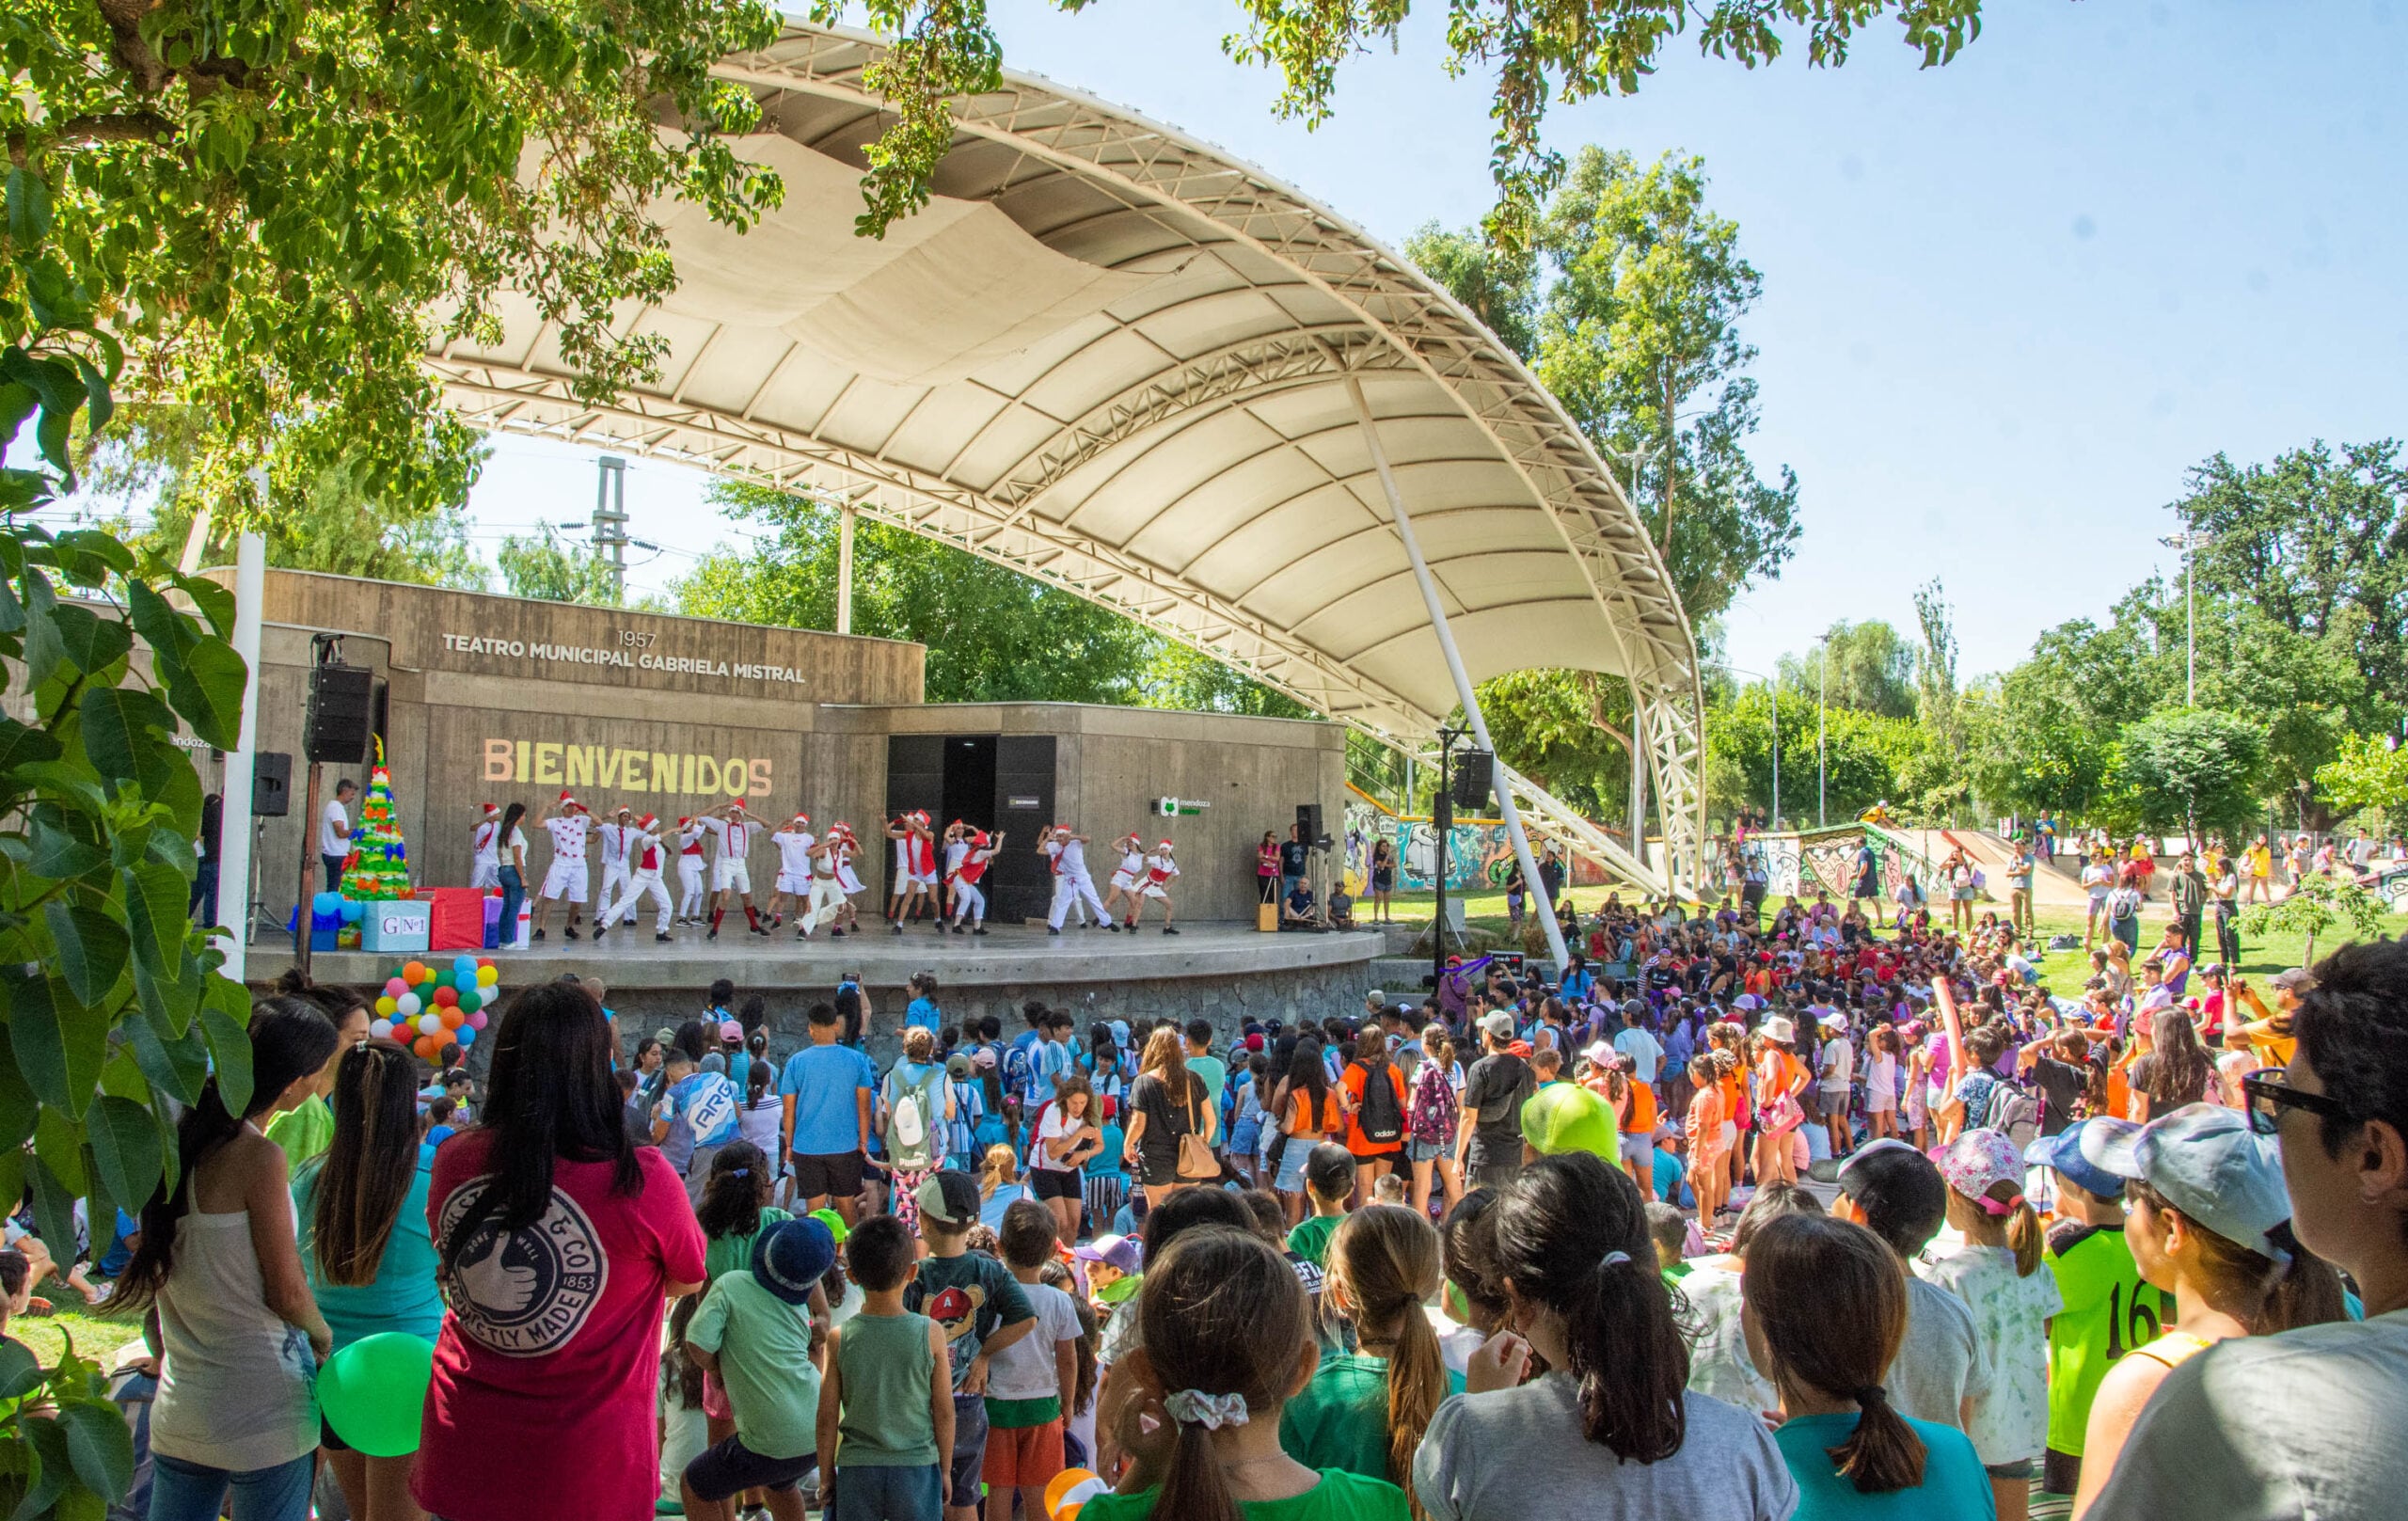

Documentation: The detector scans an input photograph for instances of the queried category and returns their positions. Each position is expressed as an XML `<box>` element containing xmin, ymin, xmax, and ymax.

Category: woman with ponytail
<box><xmin>1927</xmin><ymin>1128</ymin><xmax>2061</xmax><ymax>1521</ymax></box>
<box><xmin>1278</xmin><ymin>1206</ymin><xmax>1454</xmax><ymax>1505</ymax></box>
<box><xmin>1741</xmin><ymin>1212</ymin><xmax>1992</xmax><ymax>1519</ymax></box>
<box><xmin>1413</xmin><ymin>1152</ymin><xmax>1797</xmax><ymax>1520</ymax></box>
<box><xmin>1084</xmin><ymin>1225</ymin><xmax>1407</xmax><ymax>1521</ymax></box>
<box><xmin>295</xmin><ymin>1037</ymin><xmax>443</xmax><ymax>1521</ymax></box>
<box><xmin>117</xmin><ymin>996</ymin><xmax>341</xmax><ymax>1521</ymax></box>
<box><xmin>416</xmin><ymin>980</ymin><xmax>707</xmax><ymax>1521</ymax></box>
<box><xmin>2069</xmin><ymin>1103</ymin><xmax>2346</xmax><ymax>1519</ymax></box>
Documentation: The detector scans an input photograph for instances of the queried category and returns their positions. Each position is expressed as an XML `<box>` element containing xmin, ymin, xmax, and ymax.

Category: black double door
<box><xmin>883</xmin><ymin>734</ymin><xmax>1055</xmax><ymax>922</ymax></box>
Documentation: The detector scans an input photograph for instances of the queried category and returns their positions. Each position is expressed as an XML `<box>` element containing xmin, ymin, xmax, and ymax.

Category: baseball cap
<box><xmin>915</xmin><ymin>1171</ymin><xmax>981</xmax><ymax>1229</ymax></box>
<box><xmin>972</xmin><ymin>1048</ymin><xmax>997</xmax><ymax>1070</ymax></box>
<box><xmin>1477</xmin><ymin>1010</ymin><xmax>1514</xmax><ymax>1039</ymax></box>
<box><xmin>807</xmin><ymin>1206</ymin><xmax>851</xmax><ymax>1244</ymax></box>
<box><xmin>1937</xmin><ymin>1128</ymin><xmax>2027</xmax><ymax>1211</ymax></box>
<box><xmin>2087</xmin><ymin>1104</ymin><xmax>2296</xmax><ymax>1262</ymax></box>
<box><xmin>719</xmin><ymin>1020</ymin><xmax>743</xmax><ymax>1044</ymax></box>
<box><xmin>1367</xmin><ymin>989</ymin><xmax>1385</xmax><ymax>1005</ymax></box>
<box><xmin>945</xmin><ymin>1054</ymin><xmax>973</xmax><ymax>1079</ymax></box>
<box><xmin>752</xmin><ymin>1217</ymin><xmax>838</xmax><ymax>1306</ymax></box>
<box><xmin>1074</xmin><ymin>1234</ymin><xmax>1141</xmax><ymax>1275</ymax></box>
<box><xmin>2025</xmin><ymin>1119</ymin><xmax>2127</xmax><ymax>1202</ymax></box>
<box><xmin>1833</xmin><ymin>1138</ymin><xmax>1948</xmax><ymax>1249</ymax></box>
<box><xmin>2269</xmin><ymin>967</ymin><xmax>2315</xmax><ymax>994</ymax></box>
<box><xmin>1581</xmin><ymin>1039</ymin><xmax>1615</xmax><ymax>1067</ymax></box>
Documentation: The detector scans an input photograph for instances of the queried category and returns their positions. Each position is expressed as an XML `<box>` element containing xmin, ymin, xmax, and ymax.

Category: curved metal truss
<box><xmin>423</xmin><ymin>22</ymin><xmax>1710</xmax><ymax>890</ymax></box>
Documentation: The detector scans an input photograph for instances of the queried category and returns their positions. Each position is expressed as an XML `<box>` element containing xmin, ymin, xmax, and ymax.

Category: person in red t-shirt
<box><xmin>416</xmin><ymin>982</ymin><xmax>706</xmax><ymax>1521</ymax></box>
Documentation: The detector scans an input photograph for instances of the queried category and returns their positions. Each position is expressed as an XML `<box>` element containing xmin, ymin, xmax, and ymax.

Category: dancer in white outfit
<box><xmin>1131</xmin><ymin>838</ymin><xmax>1181</xmax><ymax>934</ymax></box>
<box><xmin>831</xmin><ymin>823</ymin><xmax>866</xmax><ymax>934</ymax></box>
<box><xmin>940</xmin><ymin>821</ymin><xmax>969</xmax><ymax>927</ymax></box>
<box><xmin>673</xmin><ymin>816</ymin><xmax>708</xmax><ymax>924</ymax></box>
<box><xmin>1043</xmin><ymin>826</ymin><xmax>1110</xmax><ymax>935</ymax></box>
<box><xmin>1101</xmin><ymin>831</ymin><xmax>1145</xmax><ymax>924</ymax></box>
<box><xmin>593</xmin><ymin>813</ymin><xmax>674</xmax><ymax>943</ymax></box>
<box><xmin>596</xmin><ymin>805</ymin><xmax>636</xmax><ymax>925</ymax></box>
<box><xmin>467</xmin><ymin>803</ymin><xmax>503</xmax><ymax>890</ymax></box>
<box><xmin>531</xmin><ymin>791</ymin><xmax>594</xmax><ymax>942</ymax></box>
<box><xmin>768</xmin><ymin>813</ymin><xmax>816</xmax><ymax>934</ymax></box>
<box><xmin>950</xmin><ymin>830</ymin><xmax>1003</xmax><ymax>935</ymax></box>
<box><xmin>701</xmin><ymin>800</ymin><xmax>768</xmax><ymax>940</ymax></box>
<box><xmin>803</xmin><ymin>828</ymin><xmax>848</xmax><ymax>937</ymax></box>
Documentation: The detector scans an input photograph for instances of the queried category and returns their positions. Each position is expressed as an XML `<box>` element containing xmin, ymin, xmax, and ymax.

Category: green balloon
<box><xmin>457</xmin><ymin>989</ymin><xmax>481</xmax><ymax>1014</ymax></box>
<box><xmin>433</xmin><ymin>970</ymin><xmax>453</xmax><ymax>990</ymax></box>
<box><xmin>318</xmin><ymin>1332</ymin><xmax>436</xmax><ymax>1458</ymax></box>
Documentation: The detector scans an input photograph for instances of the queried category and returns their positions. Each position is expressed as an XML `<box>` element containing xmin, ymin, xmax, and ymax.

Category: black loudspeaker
<box><xmin>252</xmin><ymin>752</ymin><xmax>292</xmax><ymax>817</ymax></box>
<box><xmin>1295</xmin><ymin>802</ymin><xmax>1323</xmax><ymax>841</ymax></box>
<box><xmin>1451</xmin><ymin>750</ymin><xmax>1494</xmax><ymax>811</ymax></box>
<box><xmin>305</xmin><ymin>664</ymin><xmax>375</xmax><ymax>765</ymax></box>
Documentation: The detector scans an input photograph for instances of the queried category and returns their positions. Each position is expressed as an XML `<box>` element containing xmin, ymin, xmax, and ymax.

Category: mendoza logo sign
<box><xmin>483</xmin><ymin>739</ymin><xmax>773</xmax><ymax>798</ymax></box>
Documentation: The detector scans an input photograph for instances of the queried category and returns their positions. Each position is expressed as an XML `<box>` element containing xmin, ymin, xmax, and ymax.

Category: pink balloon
<box><xmin>384</xmin><ymin>977</ymin><xmax>406</xmax><ymax>998</ymax></box>
<box><xmin>467</xmin><ymin>1010</ymin><xmax>488</xmax><ymax>1030</ymax></box>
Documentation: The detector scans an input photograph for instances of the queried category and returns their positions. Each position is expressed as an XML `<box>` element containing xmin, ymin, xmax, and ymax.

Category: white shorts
<box><xmin>1109</xmin><ymin>870</ymin><xmax>1141</xmax><ymax>892</ymax></box>
<box><xmin>776</xmin><ymin>870</ymin><xmax>813</xmax><ymax>895</ymax></box>
<box><xmin>837</xmin><ymin>865</ymin><xmax>865</xmax><ymax>895</ymax></box>
<box><xmin>1141</xmin><ymin>881</ymin><xmax>1170</xmax><ymax>900</ymax></box>
<box><xmin>713</xmin><ymin>859</ymin><xmax>752</xmax><ymax>894</ymax></box>
<box><xmin>541</xmin><ymin>858</ymin><xmax>588</xmax><ymax>904</ymax></box>
<box><xmin>909</xmin><ymin>871</ymin><xmax>939</xmax><ymax>889</ymax></box>
<box><xmin>468</xmin><ymin>860</ymin><xmax>501</xmax><ymax>890</ymax></box>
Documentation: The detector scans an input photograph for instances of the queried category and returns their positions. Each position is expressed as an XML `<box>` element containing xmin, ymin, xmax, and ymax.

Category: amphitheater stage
<box><xmin>242</xmin><ymin>920</ymin><xmax>1388</xmax><ymax>1036</ymax></box>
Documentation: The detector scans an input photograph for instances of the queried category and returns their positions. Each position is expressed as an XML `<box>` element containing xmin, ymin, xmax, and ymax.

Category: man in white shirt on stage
<box><xmin>596</xmin><ymin>806</ymin><xmax>637</xmax><ymax>927</ymax></box>
<box><xmin>1043</xmin><ymin>825</ymin><xmax>1110</xmax><ymax>936</ymax></box>
<box><xmin>319</xmin><ymin>777</ymin><xmax>356</xmax><ymax>894</ymax></box>
<box><xmin>467</xmin><ymin>803</ymin><xmax>503</xmax><ymax>891</ymax></box>
<box><xmin>769</xmin><ymin>813</ymin><xmax>817</xmax><ymax>936</ymax></box>
<box><xmin>594</xmin><ymin>813</ymin><xmax>674</xmax><ymax>943</ymax></box>
<box><xmin>531</xmin><ymin>791</ymin><xmax>594</xmax><ymax>943</ymax></box>
<box><xmin>701</xmin><ymin>799</ymin><xmax>768</xmax><ymax>940</ymax></box>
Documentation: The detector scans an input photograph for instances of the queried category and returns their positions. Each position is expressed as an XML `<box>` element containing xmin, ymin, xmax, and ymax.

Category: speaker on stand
<box><xmin>246</xmin><ymin>752</ymin><xmax>291</xmax><ymax>943</ymax></box>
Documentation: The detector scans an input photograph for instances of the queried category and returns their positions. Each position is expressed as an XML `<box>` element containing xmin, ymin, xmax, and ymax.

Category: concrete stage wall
<box><xmin>199</xmin><ymin>571</ymin><xmax>1344</xmax><ymax>929</ymax></box>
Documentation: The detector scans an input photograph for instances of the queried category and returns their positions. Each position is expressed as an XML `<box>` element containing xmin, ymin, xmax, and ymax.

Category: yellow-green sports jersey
<box><xmin>2042</xmin><ymin>1221</ymin><xmax>2174</xmax><ymax>1454</ymax></box>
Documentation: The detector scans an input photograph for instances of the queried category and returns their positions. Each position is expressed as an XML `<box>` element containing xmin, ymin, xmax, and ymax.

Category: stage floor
<box><xmin>242</xmin><ymin>918</ymin><xmax>1386</xmax><ymax>992</ymax></box>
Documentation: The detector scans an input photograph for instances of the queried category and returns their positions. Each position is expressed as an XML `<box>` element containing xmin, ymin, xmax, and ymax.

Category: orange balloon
<box><xmin>415</xmin><ymin>1035</ymin><xmax>441</xmax><ymax>1060</ymax></box>
<box><xmin>440</xmin><ymin>1006</ymin><xmax>465</xmax><ymax>1030</ymax></box>
<box><xmin>404</xmin><ymin>960</ymin><xmax>428</xmax><ymax>984</ymax></box>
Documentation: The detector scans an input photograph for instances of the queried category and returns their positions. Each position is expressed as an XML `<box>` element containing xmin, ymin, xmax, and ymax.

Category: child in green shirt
<box><xmin>817</xmin><ymin>1216</ymin><xmax>955</xmax><ymax>1521</ymax></box>
<box><xmin>682</xmin><ymin>1217</ymin><xmax>837</xmax><ymax>1521</ymax></box>
<box><xmin>1285</xmin><ymin>1145</ymin><xmax>1356</xmax><ymax>1268</ymax></box>
<box><xmin>1278</xmin><ymin>1206</ymin><xmax>1459</xmax><ymax>1489</ymax></box>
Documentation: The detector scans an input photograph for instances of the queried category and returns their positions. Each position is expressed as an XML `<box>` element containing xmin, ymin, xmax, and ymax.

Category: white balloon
<box><xmin>370</xmin><ymin>1019</ymin><xmax>394</xmax><ymax>1040</ymax></box>
<box><xmin>396</xmin><ymin>992</ymin><xmax>421</xmax><ymax>1018</ymax></box>
<box><xmin>418</xmin><ymin>1013</ymin><xmax>444</xmax><ymax>1037</ymax></box>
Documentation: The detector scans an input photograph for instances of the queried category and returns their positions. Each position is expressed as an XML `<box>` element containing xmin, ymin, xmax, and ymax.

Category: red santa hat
<box><xmin>676</xmin><ymin>816</ymin><xmax>691</xmax><ymax>829</ymax></box>
<box><xmin>791</xmin><ymin>812</ymin><xmax>810</xmax><ymax>826</ymax></box>
<box><xmin>1156</xmin><ymin>839</ymin><xmax>1175</xmax><ymax>852</ymax></box>
<box><xmin>637</xmin><ymin>813</ymin><xmax>658</xmax><ymax>831</ymax></box>
<box><xmin>972</xmin><ymin>829</ymin><xmax>990</xmax><ymax>847</ymax></box>
<box><xmin>727</xmin><ymin>798</ymin><xmax>749</xmax><ymax>813</ymax></box>
<box><xmin>481</xmin><ymin>803</ymin><xmax>500</xmax><ymax>817</ymax></box>
<box><xmin>558</xmin><ymin>791</ymin><xmax>583</xmax><ymax>813</ymax></box>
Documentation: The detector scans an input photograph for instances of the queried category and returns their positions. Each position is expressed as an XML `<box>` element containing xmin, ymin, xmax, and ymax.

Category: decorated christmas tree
<box><xmin>341</xmin><ymin>738</ymin><xmax>412</xmax><ymax>899</ymax></box>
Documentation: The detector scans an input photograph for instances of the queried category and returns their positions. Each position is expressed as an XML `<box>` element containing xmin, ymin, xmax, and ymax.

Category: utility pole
<box><xmin>1817</xmin><ymin>635</ymin><xmax>1830</xmax><ymax>827</ymax></box>
<box><xmin>594</xmin><ymin>454</ymin><xmax>629</xmax><ymax>601</ymax></box>
<box><xmin>2160</xmin><ymin>529</ymin><xmax>2212</xmax><ymax>706</ymax></box>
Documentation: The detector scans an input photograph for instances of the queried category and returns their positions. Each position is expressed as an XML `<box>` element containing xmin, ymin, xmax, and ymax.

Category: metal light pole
<box><xmin>2160</xmin><ymin>529</ymin><xmax>2213</xmax><ymax>706</ymax></box>
<box><xmin>1817</xmin><ymin>635</ymin><xmax>1830</xmax><ymax>827</ymax></box>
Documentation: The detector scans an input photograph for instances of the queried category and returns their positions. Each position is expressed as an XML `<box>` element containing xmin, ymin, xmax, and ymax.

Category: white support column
<box><xmin>1629</xmin><ymin>687</ymin><xmax>1650</xmax><ymax>885</ymax></box>
<box><xmin>836</xmin><ymin>504</ymin><xmax>856</xmax><ymax>636</ymax></box>
<box><xmin>214</xmin><ymin>529</ymin><xmax>268</xmax><ymax>980</ymax></box>
<box><xmin>1347</xmin><ymin>377</ymin><xmax>1570</xmax><ymax>972</ymax></box>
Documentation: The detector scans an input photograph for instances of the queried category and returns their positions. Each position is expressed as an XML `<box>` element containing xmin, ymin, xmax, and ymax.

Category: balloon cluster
<box><xmin>370</xmin><ymin>955</ymin><xmax>500</xmax><ymax>1060</ymax></box>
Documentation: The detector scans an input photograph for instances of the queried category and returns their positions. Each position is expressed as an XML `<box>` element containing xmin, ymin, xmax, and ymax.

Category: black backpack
<box><xmin>1358</xmin><ymin>1062</ymin><xmax>1403</xmax><ymax>1146</ymax></box>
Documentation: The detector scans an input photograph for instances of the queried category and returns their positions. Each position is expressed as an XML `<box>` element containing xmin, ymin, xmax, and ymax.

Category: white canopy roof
<box><xmin>424</xmin><ymin>21</ymin><xmax>1706</xmax><ymax>881</ymax></box>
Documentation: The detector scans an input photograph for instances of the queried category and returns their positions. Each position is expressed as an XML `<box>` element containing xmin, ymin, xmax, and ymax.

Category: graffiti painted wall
<box><xmin>1732</xmin><ymin>824</ymin><xmax>1953</xmax><ymax>902</ymax></box>
<box><xmin>1342</xmin><ymin>799</ymin><xmax>1614</xmax><ymax>893</ymax></box>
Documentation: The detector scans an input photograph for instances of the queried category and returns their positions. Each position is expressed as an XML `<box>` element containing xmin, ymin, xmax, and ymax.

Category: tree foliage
<box><xmin>498</xmin><ymin>525</ymin><xmax>623</xmax><ymax>607</ymax></box>
<box><xmin>75</xmin><ymin>405</ymin><xmax>491</xmax><ymax>591</ymax></box>
<box><xmin>2</xmin><ymin>275</ymin><xmax>255</xmax><ymax>1513</ymax></box>
<box><xmin>674</xmin><ymin>483</ymin><xmax>1308</xmax><ymax>713</ymax></box>
<box><xmin>2239</xmin><ymin>872</ymin><xmax>2390</xmax><ymax>964</ymax></box>
<box><xmin>4</xmin><ymin>0</ymin><xmax>784</xmax><ymax>532</ymax></box>
<box><xmin>1774</xmin><ymin>619</ymin><xmax>1916</xmax><ymax>719</ymax></box>
<box><xmin>2178</xmin><ymin>439</ymin><xmax>2408</xmax><ymax>712</ymax></box>
<box><xmin>2110</xmin><ymin>708</ymin><xmax>2268</xmax><ymax>846</ymax></box>
<box><xmin>2316</xmin><ymin>733</ymin><xmax>2408</xmax><ymax>818</ymax></box>
<box><xmin>1703</xmin><ymin>684</ymin><xmax>1928</xmax><ymax>830</ymax></box>
<box><xmin>876</xmin><ymin>3</ymin><xmax>2000</xmax><ymax>255</ymax></box>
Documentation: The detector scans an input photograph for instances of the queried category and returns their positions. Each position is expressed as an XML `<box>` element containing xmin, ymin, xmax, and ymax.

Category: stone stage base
<box><xmin>243</xmin><ymin>921</ymin><xmax>1386</xmax><ymax>1041</ymax></box>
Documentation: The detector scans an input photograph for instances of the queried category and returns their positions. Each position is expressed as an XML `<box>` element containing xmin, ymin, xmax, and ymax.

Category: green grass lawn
<box><xmin>11</xmin><ymin>1303</ymin><xmax>146</xmax><ymax>1370</ymax></box>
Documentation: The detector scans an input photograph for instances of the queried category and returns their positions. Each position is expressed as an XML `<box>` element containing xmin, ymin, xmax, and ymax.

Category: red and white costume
<box><xmin>539</xmin><ymin>796</ymin><xmax>592</xmax><ymax>904</ymax></box>
<box><xmin>1142</xmin><ymin>842</ymin><xmax>1180</xmax><ymax>901</ymax></box>
<box><xmin>674</xmin><ymin>818</ymin><xmax>708</xmax><ymax>920</ymax></box>
<box><xmin>1108</xmin><ymin>835</ymin><xmax>1145</xmax><ymax>894</ymax></box>
<box><xmin>703</xmin><ymin>804</ymin><xmax>756</xmax><ymax>895</ymax></box>
<box><xmin>953</xmin><ymin>832</ymin><xmax>997</xmax><ymax>927</ymax></box>
<box><xmin>596</xmin><ymin>812</ymin><xmax>635</xmax><ymax>918</ymax></box>
<box><xmin>1046</xmin><ymin>829</ymin><xmax>1108</xmax><ymax>929</ymax></box>
<box><xmin>597</xmin><ymin>814</ymin><xmax>673</xmax><ymax>936</ymax></box>
<box><xmin>771</xmin><ymin>816</ymin><xmax>817</xmax><ymax>896</ymax></box>
<box><xmin>468</xmin><ymin>805</ymin><xmax>502</xmax><ymax>890</ymax></box>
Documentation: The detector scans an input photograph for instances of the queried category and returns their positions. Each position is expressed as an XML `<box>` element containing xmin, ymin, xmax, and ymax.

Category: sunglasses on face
<box><xmin>2242</xmin><ymin>1069</ymin><xmax>2354</xmax><ymax>1137</ymax></box>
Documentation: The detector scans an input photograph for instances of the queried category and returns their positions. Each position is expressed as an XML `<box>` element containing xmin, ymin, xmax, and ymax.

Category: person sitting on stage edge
<box><xmin>1282</xmin><ymin>879</ymin><xmax>1320</xmax><ymax>931</ymax></box>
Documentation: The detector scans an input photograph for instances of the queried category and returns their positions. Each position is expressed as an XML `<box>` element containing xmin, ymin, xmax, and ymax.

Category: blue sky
<box><xmin>456</xmin><ymin>1</ymin><xmax>2407</xmax><ymax>681</ymax></box>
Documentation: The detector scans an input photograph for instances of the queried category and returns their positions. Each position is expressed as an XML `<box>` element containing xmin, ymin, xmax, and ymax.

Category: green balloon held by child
<box><xmin>318</xmin><ymin>1332</ymin><xmax>436</xmax><ymax>1458</ymax></box>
